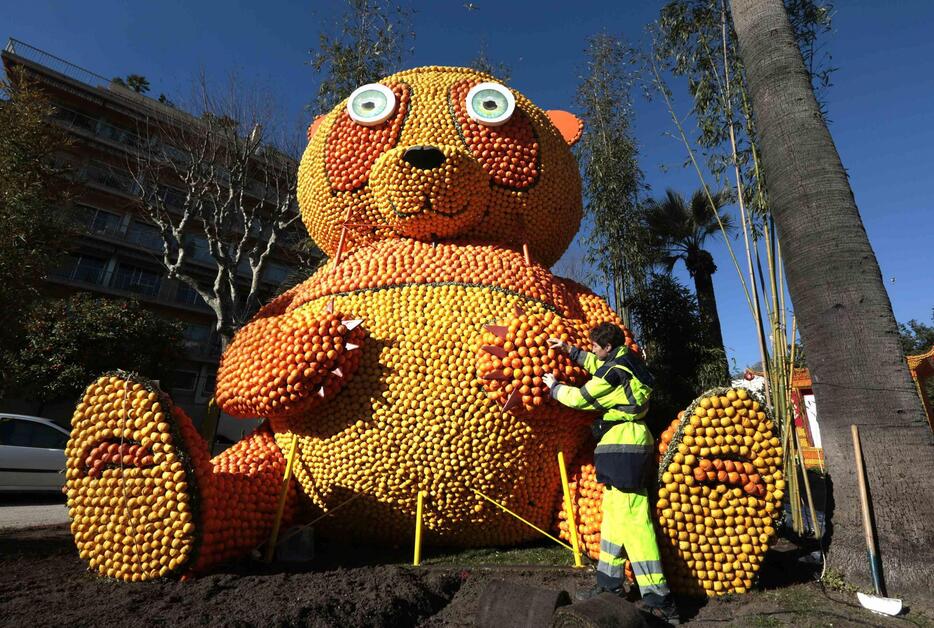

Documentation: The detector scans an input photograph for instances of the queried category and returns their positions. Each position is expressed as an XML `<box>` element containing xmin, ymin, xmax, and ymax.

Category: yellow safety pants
<box><xmin>596</xmin><ymin>486</ymin><xmax>670</xmax><ymax>597</ymax></box>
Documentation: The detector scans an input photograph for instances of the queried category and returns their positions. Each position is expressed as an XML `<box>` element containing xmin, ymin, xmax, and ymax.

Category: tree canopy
<box><xmin>5</xmin><ymin>295</ymin><xmax>183</xmax><ymax>406</ymax></box>
<box><xmin>899</xmin><ymin>309</ymin><xmax>934</xmax><ymax>355</ymax></box>
<box><xmin>576</xmin><ymin>33</ymin><xmax>652</xmax><ymax>327</ymax></box>
<box><xmin>0</xmin><ymin>70</ymin><xmax>73</xmax><ymax>377</ymax></box>
<box><xmin>310</xmin><ymin>0</ymin><xmax>415</xmax><ymax>115</ymax></box>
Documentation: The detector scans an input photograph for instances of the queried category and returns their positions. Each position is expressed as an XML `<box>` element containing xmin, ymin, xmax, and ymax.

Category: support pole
<box><xmin>264</xmin><ymin>434</ymin><xmax>299</xmax><ymax>563</ymax></box>
<box><xmin>557</xmin><ymin>451</ymin><xmax>583</xmax><ymax>568</ymax></box>
<box><xmin>333</xmin><ymin>206</ymin><xmax>352</xmax><ymax>266</ymax></box>
<box><xmin>413</xmin><ymin>491</ymin><xmax>426</xmax><ymax>566</ymax></box>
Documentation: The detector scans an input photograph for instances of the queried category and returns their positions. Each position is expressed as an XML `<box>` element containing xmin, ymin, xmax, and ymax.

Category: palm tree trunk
<box><xmin>730</xmin><ymin>0</ymin><xmax>934</xmax><ymax>596</ymax></box>
<box><xmin>694</xmin><ymin>269</ymin><xmax>731</xmax><ymax>382</ymax></box>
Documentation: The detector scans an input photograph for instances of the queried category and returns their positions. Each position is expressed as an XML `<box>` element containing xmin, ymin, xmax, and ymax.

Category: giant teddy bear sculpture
<box><xmin>64</xmin><ymin>67</ymin><xmax>782</xmax><ymax>593</ymax></box>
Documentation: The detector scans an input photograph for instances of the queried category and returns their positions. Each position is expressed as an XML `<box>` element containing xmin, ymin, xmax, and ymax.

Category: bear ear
<box><xmin>307</xmin><ymin>115</ymin><xmax>326</xmax><ymax>141</ymax></box>
<box><xmin>546</xmin><ymin>110</ymin><xmax>583</xmax><ymax>146</ymax></box>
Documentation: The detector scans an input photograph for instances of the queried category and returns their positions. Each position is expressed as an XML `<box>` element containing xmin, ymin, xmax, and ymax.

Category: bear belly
<box><xmin>274</xmin><ymin>282</ymin><xmax>593</xmax><ymax>546</ymax></box>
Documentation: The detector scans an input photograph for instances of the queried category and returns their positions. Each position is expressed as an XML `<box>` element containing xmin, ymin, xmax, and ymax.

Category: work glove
<box><xmin>542</xmin><ymin>373</ymin><xmax>558</xmax><ymax>389</ymax></box>
<box><xmin>546</xmin><ymin>337</ymin><xmax>568</xmax><ymax>352</ymax></box>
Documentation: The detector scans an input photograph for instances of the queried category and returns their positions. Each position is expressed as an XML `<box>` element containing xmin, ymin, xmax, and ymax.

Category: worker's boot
<box><xmin>634</xmin><ymin>592</ymin><xmax>680</xmax><ymax>625</ymax></box>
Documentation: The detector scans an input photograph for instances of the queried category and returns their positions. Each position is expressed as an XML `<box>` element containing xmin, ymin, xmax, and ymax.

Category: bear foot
<box><xmin>65</xmin><ymin>372</ymin><xmax>209</xmax><ymax>581</ymax></box>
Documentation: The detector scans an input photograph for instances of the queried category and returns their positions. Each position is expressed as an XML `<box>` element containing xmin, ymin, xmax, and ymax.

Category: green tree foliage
<box><xmin>899</xmin><ymin>309</ymin><xmax>934</xmax><ymax>355</ymax></box>
<box><xmin>310</xmin><ymin>0</ymin><xmax>415</xmax><ymax>115</ymax></box>
<box><xmin>5</xmin><ymin>295</ymin><xmax>183</xmax><ymax>406</ymax></box>
<box><xmin>0</xmin><ymin>70</ymin><xmax>72</xmax><ymax>365</ymax></box>
<box><xmin>576</xmin><ymin>33</ymin><xmax>652</xmax><ymax>327</ymax></box>
<box><xmin>644</xmin><ymin>187</ymin><xmax>733</xmax><ymax>382</ymax></box>
<box><xmin>654</xmin><ymin>0</ymin><xmax>834</xmax><ymax>214</ymax></box>
<box><xmin>469</xmin><ymin>41</ymin><xmax>511</xmax><ymax>82</ymax></box>
<box><xmin>899</xmin><ymin>310</ymin><xmax>934</xmax><ymax>405</ymax></box>
<box><xmin>112</xmin><ymin>74</ymin><xmax>151</xmax><ymax>94</ymax></box>
<box><xmin>629</xmin><ymin>274</ymin><xmax>727</xmax><ymax>428</ymax></box>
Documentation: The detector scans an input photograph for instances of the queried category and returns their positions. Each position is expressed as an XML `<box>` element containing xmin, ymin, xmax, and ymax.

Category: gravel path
<box><xmin>0</xmin><ymin>495</ymin><xmax>69</xmax><ymax>530</ymax></box>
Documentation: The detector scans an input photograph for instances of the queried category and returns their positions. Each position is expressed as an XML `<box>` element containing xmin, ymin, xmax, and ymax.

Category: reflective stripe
<box><xmin>612</xmin><ymin>401</ymin><xmax>648</xmax><ymax>416</ymax></box>
<box><xmin>622</xmin><ymin>378</ymin><xmax>635</xmax><ymax>405</ymax></box>
<box><xmin>580</xmin><ymin>387</ymin><xmax>608</xmax><ymax>411</ymax></box>
<box><xmin>599</xmin><ymin>538</ymin><xmax>624</xmax><ymax>556</ymax></box>
<box><xmin>597</xmin><ymin>561</ymin><xmax>625</xmax><ymax>577</ymax></box>
<box><xmin>595</xmin><ymin>444</ymin><xmax>653</xmax><ymax>455</ymax></box>
<box><xmin>630</xmin><ymin>560</ymin><xmax>665</xmax><ymax>577</ymax></box>
<box><xmin>640</xmin><ymin>582</ymin><xmax>671</xmax><ymax>597</ymax></box>
<box><xmin>570</xmin><ymin>346</ymin><xmax>590</xmax><ymax>368</ymax></box>
<box><xmin>616</xmin><ymin>348</ymin><xmax>655</xmax><ymax>388</ymax></box>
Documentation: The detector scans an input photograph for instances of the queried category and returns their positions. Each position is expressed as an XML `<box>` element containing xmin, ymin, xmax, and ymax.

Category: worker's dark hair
<box><xmin>589</xmin><ymin>322</ymin><xmax>626</xmax><ymax>349</ymax></box>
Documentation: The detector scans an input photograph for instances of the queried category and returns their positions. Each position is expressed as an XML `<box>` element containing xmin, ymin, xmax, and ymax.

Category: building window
<box><xmin>175</xmin><ymin>282</ymin><xmax>206</xmax><ymax>308</ymax></box>
<box><xmin>77</xmin><ymin>205</ymin><xmax>124</xmax><ymax>237</ymax></box>
<box><xmin>168</xmin><ymin>370</ymin><xmax>198</xmax><ymax>392</ymax></box>
<box><xmin>184</xmin><ymin>235</ymin><xmax>214</xmax><ymax>264</ymax></box>
<box><xmin>182</xmin><ymin>322</ymin><xmax>212</xmax><ymax>344</ymax></box>
<box><xmin>52</xmin><ymin>253</ymin><xmax>108</xmax><ymax>285</ymax></box>
<box><xmin>200</xmin><ymin>372</ymin><xmax>216</xmax><ymax>397</ymax></box>
<box><xmin>158</xmin><ymin>185</ymin><xmax>186</xmax><ymax>209</ymax></box>
<box><xmin>95</xmin><ymin>119</ymin><xmax>145</xmax><ymax>150</ymax></box>
<box><xmin>112</xmin><ymin>263</ymin><xmax>161</xmax><ymax>297</ymax></box>
<box><xmin>126</xmin><ymin>220</ymin><xmax>163</xmax><ymax>251</ymax></box>
<box><xmin>263</xmin><ymin>262</ymin><xmax>289</xmax><ymax>285</ymax></box>
<box><xmin>84</xmin><ymin>161</ymin><xmax>138</xmax><ymax>195</ymax></box>
<box><xmin>52</xmin><ymin>106</ymin><xmax>98</xmax><ymax>134</ymax></box>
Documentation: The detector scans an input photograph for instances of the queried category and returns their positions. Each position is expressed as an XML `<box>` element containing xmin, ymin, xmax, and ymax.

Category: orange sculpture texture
<box><xmin>64</xmin><ymin>67</ymin><xmax>779</xmax><ymax>593</ymax></box>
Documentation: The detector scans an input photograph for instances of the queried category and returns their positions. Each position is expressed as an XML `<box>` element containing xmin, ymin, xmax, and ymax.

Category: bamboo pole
<box><xmin>719</xmin><ymin>3</ymin><xmax>773</xmax><ymax>403</ymax></box>
<box><xmin>648</xmin><ymin>55</ymin><xmax>755</xmax><ymax>317</ymax></box>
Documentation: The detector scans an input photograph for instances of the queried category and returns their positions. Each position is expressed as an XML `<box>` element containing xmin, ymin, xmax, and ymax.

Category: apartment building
<box><xmin>2</xmin><ymin>39</ymin><xmax>319</xmax><ymax>433</ymax></box>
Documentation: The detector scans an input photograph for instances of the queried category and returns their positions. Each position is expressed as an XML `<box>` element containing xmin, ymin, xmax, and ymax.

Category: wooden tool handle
<box><xmin>851</xmin><ymin>425</ymin><xmax>876</xmax><ymax>553</ymax></box>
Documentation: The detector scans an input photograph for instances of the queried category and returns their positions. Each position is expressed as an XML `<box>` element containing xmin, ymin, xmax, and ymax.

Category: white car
<box><xmin>0</xmin><ymin>414</ymin><xmax>70</xmax><ymax>492</ymax></box>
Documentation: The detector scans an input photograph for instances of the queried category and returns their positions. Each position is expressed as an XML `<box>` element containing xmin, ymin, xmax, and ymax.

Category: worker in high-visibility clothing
<box><xmin>543</xmin><ymin>322</ymin><xmax>678</xmax><ymax>624</ymax></box>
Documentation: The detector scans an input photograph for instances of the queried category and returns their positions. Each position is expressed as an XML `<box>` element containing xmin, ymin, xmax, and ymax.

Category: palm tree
<box><xmin>644</xmin><ymin>187</ymin><xmax>733</xmax><ymax>382</ymax></box>
<box><xmin>112</xmin><ymin>75</ymin><xmax>150</xmax><ymax>94</ymax></box>
<box><xmin>730</xmin><ymin>0</ymin><xmax>934</xmax><ymax>596</ymax></box>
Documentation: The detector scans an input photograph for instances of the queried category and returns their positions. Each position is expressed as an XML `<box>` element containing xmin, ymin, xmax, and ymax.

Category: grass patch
<box><xmin>820</xmin><ymin>567</ymin><xmax>858</xmax><ymax>593</ymax></box>
<box><xmin>747</xmin><ymin>615</ymin><xmax>784</xmax><ymax>628</ymax></box>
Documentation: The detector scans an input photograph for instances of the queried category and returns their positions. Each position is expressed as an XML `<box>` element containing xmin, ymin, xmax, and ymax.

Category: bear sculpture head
<box><xmin>297</xmin><ymin>66</ymin><xmax>584</xmax><ymax>267</ymax></box>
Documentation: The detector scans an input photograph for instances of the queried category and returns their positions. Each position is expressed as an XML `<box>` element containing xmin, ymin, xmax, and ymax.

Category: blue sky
<box><xmin>5</xmin><ymin>1</ymin><xmax>933</xmax><ymax>370</ymax></box>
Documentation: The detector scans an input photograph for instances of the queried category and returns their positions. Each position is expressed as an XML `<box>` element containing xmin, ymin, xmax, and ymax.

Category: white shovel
<box><xmin>851</xmin><ymin>425</ymin><xmax>903</xmax><ymax>617</ymax></box>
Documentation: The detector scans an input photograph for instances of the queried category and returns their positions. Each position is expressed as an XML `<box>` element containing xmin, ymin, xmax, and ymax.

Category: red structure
<box><xmin>907</xmin><ymin>346</ymin><xmax>934</xmax><ymax>432</ymax></box>
<box><xmin>788</xmin><ymin>350</ymin><xmax>934</xmax><ymax>470</ymax></box>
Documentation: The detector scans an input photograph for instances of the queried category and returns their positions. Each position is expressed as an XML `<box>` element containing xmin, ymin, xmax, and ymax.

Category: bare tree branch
<box><xmin>126</xmin><ymin>74</ymin><xmax>314</xmax><ymax>346</ymax></box>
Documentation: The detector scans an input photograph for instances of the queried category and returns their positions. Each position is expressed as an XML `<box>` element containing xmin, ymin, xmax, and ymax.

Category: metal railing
<box><xmin>5</xmin><ymin>38</ymin><xmax>111</xmax><ymax>88</ymax></box>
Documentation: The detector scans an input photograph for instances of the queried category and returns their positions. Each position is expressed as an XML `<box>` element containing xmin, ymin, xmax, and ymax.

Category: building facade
<box><xmin>2</xmin><ymin>39</ymin><xmax>318</xmax><ymax>440</ymax></box>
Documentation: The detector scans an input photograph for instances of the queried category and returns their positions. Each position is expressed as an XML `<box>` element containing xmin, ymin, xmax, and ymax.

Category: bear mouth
<box><xmin>81</xmin><ymin>438</ymin><xmax>156</xmax><ymax>478</ymax></box>
<box><xmin>389</xmin><ymin>196</ymin><xmax>472</xmax><ymax>218</ymax></box>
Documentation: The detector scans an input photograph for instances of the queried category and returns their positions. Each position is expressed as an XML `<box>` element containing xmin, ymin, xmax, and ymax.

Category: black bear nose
<box><xmin>403</xmin><ymin>146</ymin><xmax>445</xmax><ymax>170</ymax></box>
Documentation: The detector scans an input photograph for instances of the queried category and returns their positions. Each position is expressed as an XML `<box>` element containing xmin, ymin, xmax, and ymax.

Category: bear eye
<box><xmin>347</xmin><ymin>83</ymin><xmax>397</xmax><ymax>126</ymax></box>
<box><xmin>465</xmin><ymin>82</ymin><xmax>515</xmax><ymax>126</ymax></box>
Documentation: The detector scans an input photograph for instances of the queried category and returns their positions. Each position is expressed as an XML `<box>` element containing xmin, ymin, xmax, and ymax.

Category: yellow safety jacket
<box><xmin>551</xmin><ymin>345</ymin><xmax>656</xmax><ymax>490</ymax></box>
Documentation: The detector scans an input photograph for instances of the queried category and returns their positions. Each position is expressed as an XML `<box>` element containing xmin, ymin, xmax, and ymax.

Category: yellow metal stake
<box><xmin>265</xmin><ymin>434</ymin><xmax>299</xmax><ymax>563</ymax></box>
<box><xmin>413</xmin><ymin>491</ymin><xmax>426</xmax><ymax>566</ymax></box>
<box><xmin>557</xmin><ymin>451</ymin><xmax>583</xmax><ymax>568</ymax></box>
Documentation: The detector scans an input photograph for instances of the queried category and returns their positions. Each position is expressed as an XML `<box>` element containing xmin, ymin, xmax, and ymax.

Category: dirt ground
<box><xmin>1</xmin><ymin>524</ymin><xmax>931</xmax><ymax>627</ymax></box>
